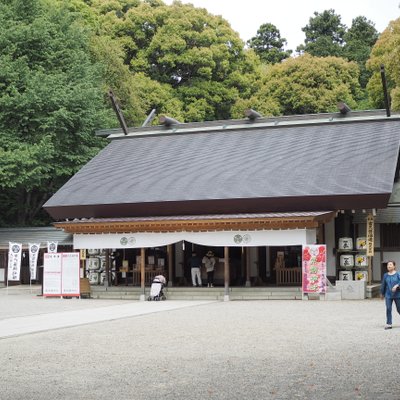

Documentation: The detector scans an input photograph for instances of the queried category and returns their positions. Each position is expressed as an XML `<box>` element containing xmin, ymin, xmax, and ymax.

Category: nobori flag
<box><xmin>8</xmin><ymin>242</ymin><xmax>22</xmax><ymax>281</ymax></box>
<box><xmin>29</xmin><ymin>243</ymin><xmax>40</xmax><ymax>280</ymax></box>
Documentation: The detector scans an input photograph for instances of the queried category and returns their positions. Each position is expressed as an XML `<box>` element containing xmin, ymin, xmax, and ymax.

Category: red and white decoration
<box><xmin>302</xmin><ymin>245</ymin><xmax>327</xmax><ymax>294</ymax></box>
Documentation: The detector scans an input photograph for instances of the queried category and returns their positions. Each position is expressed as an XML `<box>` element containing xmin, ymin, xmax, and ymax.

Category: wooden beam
<box><xmin>54</xmin><ymin>214</ymin><xmax>331</xmax><ymax>234</ymax></box>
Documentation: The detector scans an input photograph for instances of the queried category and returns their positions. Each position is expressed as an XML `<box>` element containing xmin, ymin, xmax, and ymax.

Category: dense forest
<box><xmin>0</xmin><ymin>0</ymin><xmax>399</xmax><ymax>227</ymax></box>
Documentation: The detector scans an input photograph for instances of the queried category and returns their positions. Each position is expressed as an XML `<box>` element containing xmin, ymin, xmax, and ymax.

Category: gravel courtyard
<box><xmin>0</xmin><ymin>291</ymin><xmax>398</xmax><ymax>400</ymax></box>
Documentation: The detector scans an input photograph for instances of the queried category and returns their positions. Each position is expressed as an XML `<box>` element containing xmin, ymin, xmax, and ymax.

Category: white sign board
<box><xmin>43</xmin><ymin>253</ymin><xmax>62</xmax><ymax>296</ymax></box>
<box><xmin>61</xmin><ymin>253</ymin><xmax>80</xmax><ymax>296</ymax></box>
<box><xmin>43</xmin><ymin>253</ymin><xmax>80</xmax><ymax>297</ymax></box>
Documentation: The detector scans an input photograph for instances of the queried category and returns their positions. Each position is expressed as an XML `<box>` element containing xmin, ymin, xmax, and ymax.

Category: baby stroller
<box><xmin>148</xmin><ymin>275</ymin><xmax>167</xmax><ymax>301</ymax></box>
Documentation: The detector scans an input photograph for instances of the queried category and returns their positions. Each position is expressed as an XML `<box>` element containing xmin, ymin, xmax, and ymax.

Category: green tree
<box><xmin>343</xmin><ymin>16</ymin><xmax>379</xmax><ymax>88</ymax></box>
<box><xmin>247</xmin><ymin>23</ymin><xmax>292</xmax><ymax>64</ymax></box>
<box><xmin>86</xmin><ymin>0</ymin><xmax>260</xmax><ymax>121</ymax></box>
<box><xmin>366</xmin><ymin>18</ymin><xmax>400</xmax><ymax>110</ymax></box>
<box><xmin>245</xmin><ymin>54</ymin><xmax>361</xmax><ymax>116</ymax></box>
<box><xmin>0</xmin><ymin>0</ymin><xmax>113</xmax><ymax>226</ymax></box>
<box><xmin>297</xmin><ymin>9</ymin><xmax>346</xmax><ymax>57</ymax></box>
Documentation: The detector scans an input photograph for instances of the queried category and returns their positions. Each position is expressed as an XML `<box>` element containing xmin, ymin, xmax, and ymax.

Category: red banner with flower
<box><xmin>302</xmin><ymin>245</ymin><xmax>327</xmax><ymax>294</ymax></box>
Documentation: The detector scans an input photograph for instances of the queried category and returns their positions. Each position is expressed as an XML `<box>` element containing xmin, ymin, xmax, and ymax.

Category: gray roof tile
<box><xmin>0</xmin><ymin>227</ymin><xmax>72</xmax><ymax>249</ymax></box>
<box><xmin>44</xmin><ymin>116</ymin><xmax>400</xmax><ymax>219</ymax></box>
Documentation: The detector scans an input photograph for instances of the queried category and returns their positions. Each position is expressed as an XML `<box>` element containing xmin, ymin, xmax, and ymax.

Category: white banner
<box><xmin>29</xmin><ymin>243</ymin><xmax>40</xmax><ymax>280</ymax></box>
<box><xmin>74</xmin><ymin>229</ymin><xmax>316</xmax><ymax>249</ymax></box>
<box><xmin>47</xmin><ymin>241</ymin><xmax>58</xmax><ymax>253</ymax></box>
<box><xmin>8</xmin><ymin>242</ymin><xmax>22</xmax><ymax>281</ymax></box>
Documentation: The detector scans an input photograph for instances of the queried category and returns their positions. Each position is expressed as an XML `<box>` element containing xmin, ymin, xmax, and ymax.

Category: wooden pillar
<box><xmin>140</xmin><ymin>248</ymin><xmax>146</xmax><ymax>301</ymax></box>
<box><xmin>224</xmin><ymin>246</ymin><xmax>230</xmax><ymax>301</ymax></box>
<box><xmin>245</xmin><ymin>247</ymin><xmax>251</xmax><ymax>287</ymax></box>
<box><xmin>317</xmin><ymin>223</ymin><xmax>324</xmax><ymax>244</ymax></box>
<box><xmin>105</xmin><ymin>249</ymin><xmax>110</xmax><ymax>287</ymax></box>
<box><xmin>167</xmin><ymin>244</ymin><xmax>173</xmax><ymax>287</ymax></box>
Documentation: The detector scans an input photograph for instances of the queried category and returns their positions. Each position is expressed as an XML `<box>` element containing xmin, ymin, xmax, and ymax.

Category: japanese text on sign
<box><xmin>367</xmin><ymin>214</ymin><xmax>374</xmax><ymax>257</ymax></box>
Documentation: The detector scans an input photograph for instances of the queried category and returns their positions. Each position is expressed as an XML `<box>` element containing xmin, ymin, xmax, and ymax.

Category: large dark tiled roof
<box><xmin>44</xmin><ymin>112</ymin><xmax>400</xmax><ymax>220</ymax></box>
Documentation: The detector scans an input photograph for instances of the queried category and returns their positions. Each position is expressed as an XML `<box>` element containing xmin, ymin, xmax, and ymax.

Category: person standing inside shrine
<box><xmin>188</xmin><ymin>251</ymin><xmax>202</xmax><ymax>287</ymax></box>
<box><xmin>203</xmin><ymin>250</ymin><xmax>216</xmax><ymax>287</ymax></box>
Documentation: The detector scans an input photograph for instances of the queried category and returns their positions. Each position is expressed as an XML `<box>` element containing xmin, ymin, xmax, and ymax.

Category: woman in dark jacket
<box><xmin>380</xmin><ymin>260</ymin><xmax>400</xmax><ymax>329</ymax></box>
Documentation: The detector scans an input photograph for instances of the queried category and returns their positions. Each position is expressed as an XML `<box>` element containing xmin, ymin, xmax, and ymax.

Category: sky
<box><xmin>163</xmin><ymin>0</ymin><xmax>399</xmax><ymax>50</ymax></box>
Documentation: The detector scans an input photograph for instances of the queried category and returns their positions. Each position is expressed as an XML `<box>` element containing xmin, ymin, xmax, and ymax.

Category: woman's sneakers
<box><xmin>384</xmin><ymin>324</ymin><xmax>393</xmax><ymax>330</ymax></box>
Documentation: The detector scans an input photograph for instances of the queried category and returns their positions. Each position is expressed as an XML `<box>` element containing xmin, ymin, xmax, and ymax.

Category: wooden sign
<box><xmin>366</xmin><ymin>214</ymin><xmax>374</xmax><ymax>256</ymax></box>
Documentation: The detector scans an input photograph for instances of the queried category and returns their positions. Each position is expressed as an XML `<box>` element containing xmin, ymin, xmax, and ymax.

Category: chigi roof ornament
<box><xmin>245</xmin><ymin>108</ymin><xmax>263</xmax><ymax>121</ymax></box>
<box><xmin>337</xmin><ymin>102</ymin><xmax>351</xmax><ymax>115</ymax></box>
<box><xmin>159</xmin><ymin>115</ymin><xmax>182</xmax><ymax>127</ymax></box>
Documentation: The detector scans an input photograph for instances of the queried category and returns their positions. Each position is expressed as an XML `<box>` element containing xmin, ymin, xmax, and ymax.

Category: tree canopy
<box><xmin>0</xmin><ymin>0</ymin><xmax>113</xmax><ymax>225</ymax></box>
<box><xmin>247</xmin><ymin>23</ymin><xmax>292</xmax><ymax>64</ymax></box>
<box><xmin>366</xmin><ymin>17</ymin><xmax>400</xmax><ymax>110</ymax></box>
<box><xmin>240</xmin><ymin>54</ymin><xmax>362</xmax><ymax>116</ymax></box>
<box><xmin>0</xmin><ymin>0</ymin><xmax>396</xmax><ymax>227</ymax></box>
<box><xmin>83</xmin><ymin>0</ymin><xmax>260</xmax><ymax>122</ymax></box>
<box><xmin>297</xmin><ymin>9</ymin><xmax>346</xmax><ymax>57</ymax></box>
<box><xmin>343</xmin><ymin>16</ymin><xmax>379</xmax><ymax>88</ymax></box>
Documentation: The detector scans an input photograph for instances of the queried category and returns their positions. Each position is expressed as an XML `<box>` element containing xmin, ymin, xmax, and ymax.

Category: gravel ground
<box><xmin>0</xmin><ymin>290</ymin><xmax>398</xmax><ymax>400</ymax></box>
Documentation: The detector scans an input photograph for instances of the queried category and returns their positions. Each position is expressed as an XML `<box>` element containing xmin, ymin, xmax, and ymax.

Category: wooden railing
<box><xmin>276</xmin><ymin>267</ymin><xmax>302</xmax><ymax>285</ymax></box>
<box><xmin>133</xmin><ymin>266</ymin><xmax>165</xmax><ymax>285</ymax></box>
<box><xmin>115</xmin><ymin>266</ymin><xmax>166</xmax><ymax>286</ymax></box>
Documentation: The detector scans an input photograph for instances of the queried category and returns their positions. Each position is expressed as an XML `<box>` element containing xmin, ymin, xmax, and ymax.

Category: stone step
<box><xmin>89</xmin><ymin>286</ymin><xmax>302</xmax><ymax>301</ymax></box>
<box><xmin>366</xmin><ymin>284</ymin><xmax>380</xmax><ymax>298</ymax></box>
<box><xmin>0</xmin><ymin>285</ymin><xmax>42</xmax><ymax>295</ymax></box>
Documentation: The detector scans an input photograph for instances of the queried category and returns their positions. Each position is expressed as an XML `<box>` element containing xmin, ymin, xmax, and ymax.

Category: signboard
<box><xmin>43</xmin><ymin>252</ymin><xmax>80</xmax><ymax>297</ymax></box>
<box><xmin>61</xmin><ymin>253</ymin><xmax>80</xmax><ymax>296</ymax></box>
<box><xmin>43</xmin><ymin>253</ymin><xmax>62</xmax><ymax>296</ymax></box>
<box><xmin>302</xmin><ymin>245</ymin><xmax>327</xmax><ymax>294</ymax></box>
<box><xmin>79</xmin><ymin>249</ymin><xmax>86</xmax><ymax>260</ymax></box>
<box><xmin>366</xmin><ymin>214</ymin><xmax>374</xmax><ymax>257</ymax></box>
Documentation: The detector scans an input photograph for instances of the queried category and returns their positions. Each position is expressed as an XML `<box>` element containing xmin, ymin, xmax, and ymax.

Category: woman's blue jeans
<box><xmin>385</xmin><ymin>297</ymin><xmax>400</xmax><ymax>324</ymax></box>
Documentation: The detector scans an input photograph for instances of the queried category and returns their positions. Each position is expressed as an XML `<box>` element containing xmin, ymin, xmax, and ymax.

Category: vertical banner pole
<box><xmin>6</xmin><ymin>246</ymin><xmax>9</xmax><ymax>295</ymax></box>
<box><xmin>6</xmin><ymin>268</ymin><xmax>9</xmax><ymax>296</ymax></box>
